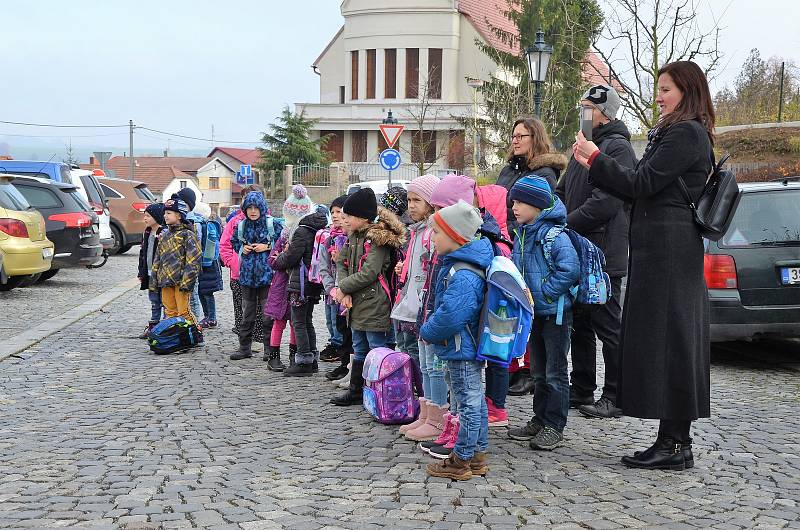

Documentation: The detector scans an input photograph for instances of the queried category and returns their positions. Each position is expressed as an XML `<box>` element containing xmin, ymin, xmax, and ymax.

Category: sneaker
<box><xmin>283</xmin><ymin>362</ymin><xmax>314</xmax><ymax>377</ymax></box>
<box><xmin>486</xmin><ymin>397</ymin><xmax>509</xmax><ymax>427</ymax></box>
<box><xmin>429</xmin><ymin>443</ymin><xmax>456</xmax><ymax>459</ymax></box>
<box><xmin>324</xmin><ymin>365</ymin><xmax>349</xmax><ymax>381</ymax></box>
<box><xmin>319</xmin><ymin>343</ymin><xmax>340</xmax><ymax>362</ymax></box>
<box><xmin>508</xmin><ymin>418</ymin><xmax>544</xmax><ymax>441</ymax></box>
<box><xmin>578</xmin><ymin>396</ymin><xmax>623</xmax><ymax>419</ymax></box>
<box><xmin>138</xmin><ymin>323</ymin><xmax>155</xmax><ymax>340</ymax></box>
<box><xmin>230</xmin><ymin>351</ymin><xmax>253</xmax><ymax>361</ymax></box>
<box><xmin>198</xmin><ymin>318</ymin><xmax>209</xmax><ymax>328</ymax></box>
<box><xmin>204</xmin><ymin>320</ymin><xmax>217</xmax><ymax>329</ymax></box>
<box><xmin>529</xmin><ymin>426</ymin><xmax>563</xmax><ymax>451</ymax></box>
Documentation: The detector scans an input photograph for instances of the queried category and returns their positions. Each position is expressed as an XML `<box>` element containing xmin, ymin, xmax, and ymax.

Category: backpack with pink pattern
<box><xmin>362</xmin><ymin>347</ymin><xmax>421</xmax><ymax>425</ymax></box>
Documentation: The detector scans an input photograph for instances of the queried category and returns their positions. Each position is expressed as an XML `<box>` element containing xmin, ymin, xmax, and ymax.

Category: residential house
<box><xmin>207</xmin><ymin>147</ymin><xmax>263</xmax><ymax>205</ymax></box>
<box><xmin>80</xmin><ymin>161</ymin><xmax>203</xmax><ymax>203</ymax></box>
<box><xmin>296</xmin><ymin>0</ymin><xmax>618</xmax><ymax>179</ymax></box>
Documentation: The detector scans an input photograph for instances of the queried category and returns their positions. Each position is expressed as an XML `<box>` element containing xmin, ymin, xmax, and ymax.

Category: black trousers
<box><xmin>659</xmin><ymin>419</ymin><xmax>692</xmax><ymax>442</ymax></box>
<box><xmin>290</xmin><ymin>301</ymin><xmax>318</xmax><ymax>364</ymax></box>
<box><xmin>336</xmin><ymin>313</ymin><xmax>353</xmax><ymax>366</ymax></box>
<box><xmin>569</xmin><ymin>276</ymin><xmax>624</xmax><ymax>402</ymax></box>
<box><xmin>239</xmin><ymin>285</ymin><xmax>269</xmax><ymax>351</ymax></box>
<box><xmin>232</xmin><ymin>279</ymin><xmax>265</xmax><ymax>342</ymax></box>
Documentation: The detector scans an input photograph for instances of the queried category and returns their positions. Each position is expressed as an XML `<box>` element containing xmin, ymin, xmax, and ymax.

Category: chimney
<box><xmin>89</xmin><ymin>156</ymin><xmax>96</xmax><ymax>165</ymax></box>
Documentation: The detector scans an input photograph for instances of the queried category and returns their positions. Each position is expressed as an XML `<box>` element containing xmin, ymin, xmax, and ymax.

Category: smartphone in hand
<box><xmin>580</xmin><ymin>106</ymin><xmax>594</xmax><ymax>142</ymax></box>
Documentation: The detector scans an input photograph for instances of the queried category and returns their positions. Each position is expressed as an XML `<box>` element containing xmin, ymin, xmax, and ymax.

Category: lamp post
<box><xmin>382</xmin><ymin>110</ymin><xmax>398</xmax><ymax>186</ymax></box>
<box><xmin>466</xmin><ymin>78</ymin><xmax>484</xmax><ymax>179</ymax></box>
<box><xmin>525</xmin><ymin>29</ymin><xmax>553</xmax><ymax>119</ymax></box>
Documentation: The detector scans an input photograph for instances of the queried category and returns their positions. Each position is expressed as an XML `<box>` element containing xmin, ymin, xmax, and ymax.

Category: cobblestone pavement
<box><xmin>1</xmin><ymin>260</ymin><xmax>799</xmax><ymax>529</ymax></box>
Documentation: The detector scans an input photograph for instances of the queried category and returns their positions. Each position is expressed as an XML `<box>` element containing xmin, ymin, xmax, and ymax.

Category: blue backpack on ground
<box><xmin>447</xmin><ymin>255</ymin><xmax>534</xmax><ymax>367</ymax></box>
<box><xmin>148</xmin><ymin>317</ymin><xmax>203</xmax><ymax>355</ymax></box>
<box><xmin>542</xmin><ymin>226</ymin><xmax>611</xmax><ymax>324</ymax></box>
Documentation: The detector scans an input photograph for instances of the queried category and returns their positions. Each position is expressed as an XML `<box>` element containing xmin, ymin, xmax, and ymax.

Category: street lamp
<box><xmin>525</xmin><ymin>29</ymin><xmax>553</xmax><ymax>119</ymax></box>
<box><xmin>466</xmin><ymin>78</ymin><xmax>484</xmax><ymax>179</ymax></box>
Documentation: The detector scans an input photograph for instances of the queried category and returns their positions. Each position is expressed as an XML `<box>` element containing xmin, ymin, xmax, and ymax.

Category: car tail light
<box><xmin>92</xmin><ymin>169</ymin><xmax>106</xmax><ymax>177</ymax></box>
<box><xmin>132</xmin><ymin>202</ymin><xmax>149</xmax><ymax>213</ymax></box>
<box><xmin>49</xmin><ymin>212</ymin><xmax>93</xmax><ymax>229</ymax></box>
<box><xmin>90</xmin><ymin>202</ymin><xmax>104</xmax><ymax>217</ymax></box>
<box><xmin>704</xmin><ymin>254</ymin><xmax>738</xmax><ymax>289</ymax></box>
<box><xmin>0</xmin><ymin>218</ymin><xmax>29</xmax><ymax>238</ymax></box>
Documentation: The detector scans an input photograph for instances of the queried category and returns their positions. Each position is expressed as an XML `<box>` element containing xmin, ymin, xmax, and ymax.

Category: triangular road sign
<box><xmin>379</xmin><ymin>124</ymin><xmax>405</xmax><ymax>149</ymax></box>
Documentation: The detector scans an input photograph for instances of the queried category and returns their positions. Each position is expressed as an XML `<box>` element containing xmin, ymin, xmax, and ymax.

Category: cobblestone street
<box><xmin>1</xmin><ymin>256</ymin><xmax>799</xmax><ymax>529</ymax></box>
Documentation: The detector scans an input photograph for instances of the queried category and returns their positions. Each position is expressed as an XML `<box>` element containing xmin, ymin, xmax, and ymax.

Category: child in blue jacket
<box><xmin>508</xmin><ymin>175</ymin><xmax>580</xmax><ymax>451</ymax></box>
<box><xmin>420</xmin><ymin>200</ymin><xmax>493</xmax><ymax>481</ymax></box>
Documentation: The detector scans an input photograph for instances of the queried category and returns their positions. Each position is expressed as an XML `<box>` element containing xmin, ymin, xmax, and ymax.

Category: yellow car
<box><xmin>0</xmin><ymin>175</ymin><xmax>54</xmax><ymax>291</ymax></box>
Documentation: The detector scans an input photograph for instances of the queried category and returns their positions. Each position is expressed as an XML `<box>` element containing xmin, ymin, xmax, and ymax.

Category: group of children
<box><xmin>138</xmin><ymin>173</ymin><xmax>582</xmax><ymax>482</ymax></box>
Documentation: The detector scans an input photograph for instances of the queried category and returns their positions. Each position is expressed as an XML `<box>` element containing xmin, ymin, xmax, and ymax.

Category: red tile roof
<box><xmin>583</xmin><ymin>52</ymin><xmax>626</xmax><ymax>93</ymax></box>
<box><xmin>207</xmin><ymin>147</ymin><xmax>261</xmax><ymax>167</ymax></box>
<box><xmin>80</xmin><ymin>163</ymin><xmax>194</xmax><ymax>194</ymax></box>
<box><xmin>105</xmin><ymin>156</ymin><xmax>212</xmax><ymax>174</ymax></box>
<box><xmin>458</xmin><ymin>0</ymin><xmax>518</xmax><ymax>55</ymax></box>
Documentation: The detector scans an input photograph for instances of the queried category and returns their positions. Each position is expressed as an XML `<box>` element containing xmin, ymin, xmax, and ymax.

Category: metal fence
<box><xmin>293</xmin><ymin>164</ymin><xmax>331</xmax><ymax>187</ymax></box>
<box><xmin>343</xmin><ymin>163</ymin><xmax>458</xmax><ymax>183</ymax></box>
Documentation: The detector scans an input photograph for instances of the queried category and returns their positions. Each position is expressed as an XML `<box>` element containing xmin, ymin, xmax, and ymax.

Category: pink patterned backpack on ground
<box><xmin>362</xmin><ymin>347</ymin><xmax>421</xmax><ymax>425</ymax></box>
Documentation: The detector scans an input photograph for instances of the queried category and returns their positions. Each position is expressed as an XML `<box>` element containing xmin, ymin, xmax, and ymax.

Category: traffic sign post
<box><xmin>379</xmin><ymin>124</ymin><xmax>405</xmax><ymax>149</ymax></box>
<box><xmin>237</xmin><ymin>164</ymin><xmax>254</xmax><ymax>185</ymax></box>
<box><xmin>379</xmin><ymin>149</ymin><xmax>401</xmax><ymax>172</ymax></box>
<box><xmin>380</xmin><ymin>111</ymin><xmax>404</xmax><ymax>187</ymax></box>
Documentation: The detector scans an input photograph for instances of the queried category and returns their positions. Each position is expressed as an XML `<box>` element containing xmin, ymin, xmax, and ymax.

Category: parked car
<box><xmin>11</xmin><ymin>176</ymin><xmax>102</xmax><ymax>280</ymax></box>
<box><xmin>706</xmin><ymin>178</ymin><xmax>800</xmax><ymax>342</ymax></box>
<box><xmin>347</xmin><ymin>179</ymin><xmax>411</xmax><ymax>200</ymax></box>
<box><xmin>70</xmin><ymin>168</ymin><xmax>114</xmax><ymax>252</ymax></box>
<box><xmin>0</xmin><ymin>160</ymin><xmax>73</xmax><ymax>183</ymax></box>
<box><xmin>0</xmin><ymin>175</ymin><xmax>54</xmax><ymax>290</ymax></box>
<box><xmin>96</xmin><ymin>176</ymin><xmax>154</xmax><ymax>254</ymax></box>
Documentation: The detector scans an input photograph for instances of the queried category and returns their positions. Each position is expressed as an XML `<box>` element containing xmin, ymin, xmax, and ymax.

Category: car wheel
<box><xmin>38</xmin><ymin>269</ymin><xmax>60</xmax><ymax>282</ymax></box>
<box><xmin>118</xmin><ymin>244</ymin><xmax>134</xmax><ymax>254</ymax></box>
<box><xmin>0</xmin><ymin>275</ymin><xmax>24</xmax><ymax>291</ymax></box>
<box><xmin>110</xmin><ymin>225</ymin><xmax>123</xmax><ymax>255</ymax></box>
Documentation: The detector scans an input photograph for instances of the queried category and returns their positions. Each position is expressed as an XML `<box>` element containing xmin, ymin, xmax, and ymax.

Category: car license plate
<box><xmin>780</xmin><ymin>267</ymin><xmax>800</xmax><ymax>285</ymax></box>
<box><xmin>42</xmin><ymin>248</ymin><xmax>53</xmax><ymax>260</ymax></box>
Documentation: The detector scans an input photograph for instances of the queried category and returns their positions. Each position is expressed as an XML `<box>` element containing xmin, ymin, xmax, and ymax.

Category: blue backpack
<box><xmin>446</xmin><ymin>256</ymin><xmax>534</xmax><ymax>367</ymax></box>
<box><xmin>148</xmin><ymin>317</ymin><xmax>203</xmax><ymax>355</ymax></box>
<box><xmin>542</xmin><ymin>226</ymin><xmax>611</xmax><ymax>324</ymax></box>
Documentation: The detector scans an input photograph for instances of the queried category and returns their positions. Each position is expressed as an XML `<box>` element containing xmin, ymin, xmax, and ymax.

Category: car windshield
<box><xmin>135</xmin><ymin>185</ymin><xmax>156</xmax><ymax>201</ymax></box>
<box><xmin>0</xmin><ymin>182</ymin><xmax>31</xmax><ymax>210</ymax></box>
<box><xmin>721</xmin><ymin>190</ymin><xmax>800</xmax><ymax>247</ymax></box>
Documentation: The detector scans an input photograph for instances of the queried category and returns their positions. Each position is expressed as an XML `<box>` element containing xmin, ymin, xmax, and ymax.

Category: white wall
<box><xmin>161</xmin><ymin>179</ymin><xmax>202</xmax><ymax>205</ymax></box>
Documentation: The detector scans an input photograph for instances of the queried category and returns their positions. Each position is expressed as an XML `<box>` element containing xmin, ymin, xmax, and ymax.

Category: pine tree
<box><xmin>257</xmin><ymin>107</ymin><xmax>331</xmax><ymax>172</ymax></box>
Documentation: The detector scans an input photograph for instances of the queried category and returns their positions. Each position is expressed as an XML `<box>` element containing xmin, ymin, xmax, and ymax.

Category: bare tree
<box><xmin>592</xmin><ymin>0</ymin><xmax>725</xmax><ymax>129</ymax></box>
<box><xmin>62</xmin><ymin>139</ymin><xmax>79</xmax><ymax>166</ymax></box>
<box><xmin>401</xmin><ymin>69</ymin><xmax>453</xmax><ymax>175</ymax></box>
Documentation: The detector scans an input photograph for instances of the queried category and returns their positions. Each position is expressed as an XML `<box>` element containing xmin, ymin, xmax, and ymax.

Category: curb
<box><xmin>0</xmin><ymin>277</ymin><xmax>140</xmax><ymax>362</ymax></box>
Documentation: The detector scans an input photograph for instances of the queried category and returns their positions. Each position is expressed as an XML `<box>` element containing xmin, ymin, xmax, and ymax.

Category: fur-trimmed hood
<box><xmin>528</xmin><ymin>153</ymin><xmax>568</xmax><ymax>172</ymax></box>
<box><xmin>365</xmin><ymin>207</ymin><xmax>407</xmax><ymax>248</ymax></box>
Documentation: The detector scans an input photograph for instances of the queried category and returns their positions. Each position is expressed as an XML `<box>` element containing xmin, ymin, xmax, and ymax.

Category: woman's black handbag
<box><xmin>678</xmin><ymin>153</ymin><xmax>741</xmax><ymax>241</ymax></box>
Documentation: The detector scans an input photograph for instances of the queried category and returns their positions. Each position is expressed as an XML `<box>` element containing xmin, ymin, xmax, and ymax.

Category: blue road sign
<box><xmin>379</xmin><ymin>149</ymin><xmax>401</xmax><ymax>171</ymax></box>
<box><xmin>240</xmin><ymin>164</ymin><xmax>252</xmax><ymax>177</ymax></box>
<box><xmin>235</xmin><ymin>171</ymin><xmax>254</xmax><ymax>185</ymax></box>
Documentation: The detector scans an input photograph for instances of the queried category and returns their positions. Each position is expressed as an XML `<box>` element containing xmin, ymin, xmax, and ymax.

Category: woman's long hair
<box><xmin>506</xmin><ymin>117</ymin><xmax>555</xmax><ymax>167</ymax></box>
<box><xmin>657</xmin><ymin>61</ymin><xmax>716</xmax><ymax>144</ymax></box>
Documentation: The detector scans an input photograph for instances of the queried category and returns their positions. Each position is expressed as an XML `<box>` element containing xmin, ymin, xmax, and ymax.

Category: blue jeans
<box><xmin>325</xmin><ymin>303</ymin><xmax>343</xmax><ymax>346</ymax></box>
<box><xmin>485</xmin><ymin>362</ymin><xmax>510</xmax><ymax>409</ymax></box>
<box><xmin>352</xmin><ymin>329</ymin><xmax>390</xmax><ymax>361</ymax></box>
<box><xmin>418</xmin><ymin>340</ymin><xmax>448</xmax><ymax>406</ymax></box>
<box><xmin>448</xmin><ymin>359</ymin><xmax>489</xmax><ymax>461</ymax></box>
<box><xmin>531</xmin><ymin>313</ymin><xmax>573</xmax><ymax>432</ymax></box>
<box><xmin>148</xmin><ymin>290</ymin><xmax>163</xmax><ymax>323</ymax></box>
<box><xmin>199</xmin><ymin>293</ymin><xmax>217</xmax><ymax>321</ymax></box>
<box><xmin>190</xmin><ymin>282</ymin><xmax>202</xmax><ymax>322</ymax></box>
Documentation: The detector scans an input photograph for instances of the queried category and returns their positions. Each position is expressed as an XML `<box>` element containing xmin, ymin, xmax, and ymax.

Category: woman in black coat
<box><xmin>574</xmin><ymin>61</ymin><xmax>715</xmax><ymax>471</ymax></box>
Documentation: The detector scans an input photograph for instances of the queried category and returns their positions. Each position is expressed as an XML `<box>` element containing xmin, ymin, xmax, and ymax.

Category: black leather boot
<box><xmin>508</xmin><ymin>369</ymin><xmax>534</xmax><ymax>396</ymax></box>
<box><xmin>621</xmin><ymin>437</ymin><xmax>686</xmax><ymax>471</ymax></box>
<box><xmin>266</xmin><ymin>346</ymin><xmax>285</xmax><ymax>372</ymax></box>
<box><xmin>330</xmin><ymin>360</ymin><xmax>365</xmax><ymax>406</ymax></box>
<box><xmin>635</xmin><ymin>437</ymin><xmax>694</xmax><ymax>468</ymax></box>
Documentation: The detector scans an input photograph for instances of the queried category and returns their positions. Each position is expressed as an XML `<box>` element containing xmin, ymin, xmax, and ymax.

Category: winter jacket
<box><xmin>475</xmin><ymin>185</ymin><xmax>511</xmax><ymax>243</ymax></box>
<box><xmin>318</xmin><ymin>226</ymin><xmax>347</xmax><ymax>301</ymax></box>
<box><xmin>272</xmin><ymin>211</ymin><xmax>329</xmax><ymax>298</ymax></box>
<box><xmin>265</xmin><ymin>234</ymin><xmax>290</xmax><ymax>321</ymax></box>
<box><xmin>511</xmin><ymin>197</ymin><xmax>580</xmax><ymax>318</ymax></box>
<box><xmin>419</xmin><ymin>237</ymin><xmax>494</xmax><ymax>362</ymax></box>
<box><xmin>150</xmin><ymin>223</ymin><xmax>202</xmax><ymax>292</ymax></box>
<box><xmin>219</xmin><ymin>210</ymin><xmax>245</xmax><ymax>281</ymax></box>
<box><xmin>337</xmin><ymin>207</ymin><xmax>406</xmax><ymax>332</ymax></box>
<box><xmin>391</xmin><ymin>219</ymin><xmax>433</xmax><ymax>323</ymax></box>
<box><xmin>497</xmin><ymin>153</ymin><xmax>568</xmax><ymax>235</ymax></box>
<box><xmin>555</xmin><ymin>119</ymin><xmax>637</xmax><ymax>277</ymax></box>
<box><xmin>232</xmin><ymin>193</ymin><xmax>279</xmax><ymax>289</ymax></box>
<box><xmin>138</xmin><ymin>225</ymin><xmax>164</xmax><ymax>290</ymax></box>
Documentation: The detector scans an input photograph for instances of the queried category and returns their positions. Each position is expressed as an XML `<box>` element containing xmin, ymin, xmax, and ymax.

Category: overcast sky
<box><xmin>1</xmin><ymin>0</ymin><xmax>798</xmax><ymax>156</ymax></box>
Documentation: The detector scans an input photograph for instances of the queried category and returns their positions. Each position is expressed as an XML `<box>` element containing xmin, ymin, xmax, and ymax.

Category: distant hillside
<box><xmin>716</xmin><ymin>127</ymin><xmax>800</xmax><ymax>182</ymax></box>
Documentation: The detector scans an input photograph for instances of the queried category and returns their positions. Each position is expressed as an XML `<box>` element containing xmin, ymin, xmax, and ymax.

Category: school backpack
<box><xmin>542</xmin><ymin>225</ymin><xmax>612</xmax><ymax>324</ymax></box>
<box><xmin>199</xmin><ymin>218</ymin><xmax>222</xmax><ymax>266</ymax></box>
<box><xmin>307</xmin><ymin>227</ymin><xmax>330</xmax><ymax>284</ymax></box>
<box><xmin>362</xmin><ymin>347</ymin><xmax>421</xmax><ymax>425</ymax></box>
<box><xmin>148</xmin><ymin>317</ymin><xmax>203</xmax><ymax>355</ymax></box>
<box><xmin>446</xmin><ymin>256</ymin><xmax>534</xmax><ymax>367</ymax></box>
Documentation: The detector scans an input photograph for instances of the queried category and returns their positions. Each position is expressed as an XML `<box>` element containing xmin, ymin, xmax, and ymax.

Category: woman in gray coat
<box><xmin>574</xmin><ymin>61</ymin><xmax>715</xmax><ymax>471</ymax></box>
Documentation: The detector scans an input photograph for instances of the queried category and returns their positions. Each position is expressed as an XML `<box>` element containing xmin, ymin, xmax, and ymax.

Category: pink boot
<box><xmin>400</xmin><ymin>398</ymin><xmax>429</xmax><ymax>434</ymax></box>
<box><xmin>419</xmin><ymin>412</ymin><xmax>455</xmax><ymax>454</ymax></box>
<box><xmin>428</xmin><ymin>414</ymin><xmax>460</xmax><ymax>459</ymax></box>
<box><xmin>405</xmin><ymin>402</ymin><xmax>448</xmax><ymax>441</ymax></box>
<box><xmin>487</xmin><ymin>396</ymin><xmax>509</xmax><ymax>427</ymax></box>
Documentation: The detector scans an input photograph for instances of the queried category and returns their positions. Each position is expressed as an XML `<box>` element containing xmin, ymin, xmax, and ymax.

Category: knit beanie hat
<box><xmin>381</xmin><ymin>186</ymin><xmax>408</xmax><ymax>217</ymax></box>
<box><xmin>283</xmin><ymin>184</ymin><xmax>314</xmax><ymax>224</ymax></box>
<box><xmin>407</xmin><ymin>174</ymin><xmax>440</xmax><ymax>205</ymax></box>
<box><xmin>330</xmin><ymin>194</ymin><xmax>348</xmax><ymax>210</ymax></box>
<box><xmin>581</xmin><ymin>84</ymin><xmax>621</xmax><ymax>120</ymax></box>
<box><xmin>430</xmin><ymin>175</ymin><xmax>476</xmax><ymax>208</ymax></box>
<box><xmin>509</xmin><ymin>175</ymin><xmax>554</xmax><ymax>209</ymax></box>
<box><xmin>343</xmin><ymin>187</ymin><xmax>378</xmax><ymax>221</ymax></box>
<box><xmin>176</xmin><ymin>188</ymin><xmax>197</xmax><ymax>211</ymax></box>
<box><xmin>432</xmin><ymin>199</ymin><xmax>482</xmax><ymax>245</ymax></box>
<box><xmin>144</xmin><ymin>203</ymin><xmax>165</xmax><ymax>226</ymax></box>
<box><xmin>163</xmin><ymin>197</ymin><xmax>190</xmax><ymax>221</ymax></box>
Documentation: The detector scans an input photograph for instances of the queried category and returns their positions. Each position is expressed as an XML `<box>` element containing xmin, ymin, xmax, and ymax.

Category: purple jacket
<box><xmin>264</xmin><ymin>235</ymin><xmax>290</xmax><ymax>321</ymax></box>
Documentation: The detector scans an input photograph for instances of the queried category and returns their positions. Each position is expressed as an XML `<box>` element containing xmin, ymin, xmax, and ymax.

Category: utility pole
<box><xmin>129</xmin><ymin>120</ymin><xmax>135</xmax><ymax>181</ymax></box>
<box><xmin>211</xmin><ymin>124</ymin><xmax>215</xmax><ymax>144</ymax></box>
<box><xmin>778</xmin><ymin>61</ymin><xmax>785</xmax><ymax>123</ymax></box>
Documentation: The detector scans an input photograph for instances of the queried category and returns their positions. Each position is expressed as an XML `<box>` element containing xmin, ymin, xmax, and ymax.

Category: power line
<box><xmin>136</xmin><ymin>126</ymin><xmax>261</xmax><ymax>145</ymax></box>
<box><xmin>0</xmin><ymin>131</ymin><xmax>129</xmax><ymax>139</ymax></box>
<box><xmin>0</xmin><ymin>119</ymin><xmax>128</xmax><ymax>128</ymax></box>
